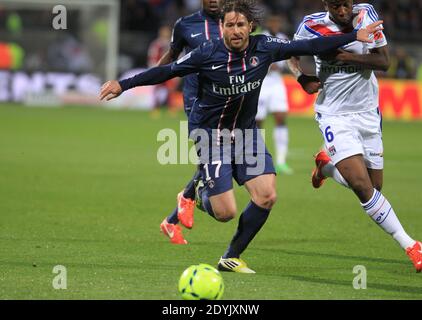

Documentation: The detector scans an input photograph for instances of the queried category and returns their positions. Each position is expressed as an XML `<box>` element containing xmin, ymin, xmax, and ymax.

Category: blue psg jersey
<box><xmin>171</xmin><ymin>35</ymin><xmax>293</xmax><ymax>132</ymax></box>
<box><xmin>170</xmin><ymin>11</ymin><xmax>222</xmax><ymax>113</ymax></box>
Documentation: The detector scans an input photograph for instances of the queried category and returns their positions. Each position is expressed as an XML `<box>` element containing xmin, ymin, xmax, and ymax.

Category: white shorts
<box><xmin>256</xmin><ymin>73</ymin><xmax>288</xmax><ymax>121</ymax></box>
<box><xmin>316</xmin><ymin>108</ymin><xmax>384</xmax><ymax>170</ymax></box>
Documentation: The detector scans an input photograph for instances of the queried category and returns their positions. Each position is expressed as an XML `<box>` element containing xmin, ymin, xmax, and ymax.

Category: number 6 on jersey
<box><xmin>325</xmin><ymin>126</ymin><xmax>335</xmax><ymax>143</ymax></box>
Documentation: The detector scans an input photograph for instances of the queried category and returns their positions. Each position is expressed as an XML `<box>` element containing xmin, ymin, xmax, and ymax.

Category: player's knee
<box><xmin>372</xmin><ymin>179</ymin><xmax>383</xmax><ymax>192</ymax></box>
<box><xmin>254</xmin><ymin>191</ymin><xmax>277</xmax><ymax>210</ymax></box>
<box><xmin>350</xmin><ymin>178</ymin><xmax>375</xmax><ymax>202</ymax></box>
<box><xmin>373</xmin><ymin>183</ymin><xmax>382</xmax><ymax>192</ymax></box>
<box><xmin>214</xmin><ymin>206</ymin><xmax>237</xmax><ymax>223</ymax></box>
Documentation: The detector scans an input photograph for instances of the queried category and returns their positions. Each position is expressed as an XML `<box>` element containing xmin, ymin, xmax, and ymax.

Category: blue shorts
<box><xmin>194</xmin><ymin>127</ymin><xmax>276</xmax><ymax>197</ymax></box>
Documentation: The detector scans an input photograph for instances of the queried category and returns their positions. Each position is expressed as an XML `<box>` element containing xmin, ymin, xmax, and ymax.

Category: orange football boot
<box><xmin>160</xmin><ymin>218</ymin><xmax>187</xmax><ymax>245</ymax></box>
<box><xmin>177</xmin><ymin>191</ymin><xmax>195</xmax><ymax>229</ymax></box>
<box><xmin>406</xmin><ymin>241</ymin><xmax>422</xmax><ymax>273</ymax></box>
<box><xmin>311</xmin><ymin>150</ymin><xmax>331</xmax><ymax>189</ymax></box>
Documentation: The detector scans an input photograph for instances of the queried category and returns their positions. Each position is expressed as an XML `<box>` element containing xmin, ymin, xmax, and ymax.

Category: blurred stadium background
<box><xmin>1</xmin><ymin>0</ymin><xmax>422</xmax><ymax>300</ymax></box>
<box><xmin>0</xmin><ymin>0</ymin><xmax>421</xmax><ymax>118</ymax></box>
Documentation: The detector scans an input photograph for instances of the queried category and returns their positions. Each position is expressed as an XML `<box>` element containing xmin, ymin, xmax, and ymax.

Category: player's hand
<box><xmin>100</xmin><ymin>80</ymin><xmax>122</xmax><ymax>101</ymax></box>
<box><xmin>298</xmin><ymin>74</ymin><xmax>321</xmax><ymax>94</ymax></box>
<box><xmin>357</xmin><ymin>20</ymin><xmax>383</xmax><ymax>43</ymax></box>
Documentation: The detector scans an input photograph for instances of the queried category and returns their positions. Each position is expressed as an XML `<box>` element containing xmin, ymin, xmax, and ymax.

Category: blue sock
<box><xmin>166</xmin><ymin>170</ymin><xmax>201</xmax><ymax>224</ymax></box>
<box><xmin>223</xmin><ymin>201</ymin><xmax>271</xmax><ymax>259</ymax></box>
<box><xmin>183</xmin><ymin>169</ymin><xmax>201</xmax><ymax>200</ymax></box>
<box><xmin>200</xmin><ymin>187</ymin><xmax>216</xmax><ymax>219</ymax></box>
<box><xmin>166</xmin><ymin>207</ymin><xmax>179</xmax><ymax>224</ymax></box>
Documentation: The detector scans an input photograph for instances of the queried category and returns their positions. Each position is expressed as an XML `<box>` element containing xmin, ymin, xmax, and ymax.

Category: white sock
<box><xmin>274</xmin><ymin>126</ymin><xmax>288</xmax><ymax>165</ymax></box>
<box><xmin>321</xmin><ymin>162</ymin><xmax>350</xmax><ymax>188</ymax></box>
<box><xmin>361</xmin><ymin>189</ymin><xmax>415</xmax><ymax>250</ymax></box>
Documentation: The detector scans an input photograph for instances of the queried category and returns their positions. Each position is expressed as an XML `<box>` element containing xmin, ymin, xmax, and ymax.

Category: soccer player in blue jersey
<box><xmin>155</xmin><ymin>0</ymin><xmax>224</xmax><ymax>245</ymax></box>
<box><xmin>101</xmin><ymin>0</ymin><xmax>382</xmax><ymax>273</ymax></box>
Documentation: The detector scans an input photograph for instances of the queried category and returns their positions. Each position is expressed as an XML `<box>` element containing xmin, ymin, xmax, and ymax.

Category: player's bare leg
<box><xmin>218</xmin><ymin>174</ymin><xmax>277</xmax><ymax>273</ymax></box>
<box><xmin>196</xmin><ymin>185</ymin><xmax>254</xmax><ymax>273</ymax></box>
<box><xmin>244</xmin><ymin>173</ymin><xmax>277</xmax><ymax>210</ymax></box>
<box><xmin>207</xmin><ymin>190</ymin><xmax>237</xmax><ymax>223</ymax></box>
<box><xmin>335</xmin><ymin>155</ymin><xmax>374</xmax><ymax>202</ymax></box>
<box><xmin>367</xmin><ymin>168</ymin><xmax>383</xmax><ymax>192</ymax></box>
<box><xmin>327</xmin><ymin>155</ymin><xmax>421</xmax><ymax>272</ymax></box>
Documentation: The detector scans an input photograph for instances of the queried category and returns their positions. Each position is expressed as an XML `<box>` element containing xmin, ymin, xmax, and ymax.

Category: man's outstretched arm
<box><xmin>280</xmin><ymin>21</ymin><xmax>384</xmax><ymax>59</ymax></box>
<box><xmin>100</xmin><ymin>64</ymin><xmax>177</xmax><ymax>101</ymax></box>
<box><xmin>328</xmin><ymin>46</ymin><xmax>390</xmax><ymax>71</ymax></box>
<box><xmin>100</xmin><ymin>49</ymin><xmax>202</xmax><ymax>101</ymax></box>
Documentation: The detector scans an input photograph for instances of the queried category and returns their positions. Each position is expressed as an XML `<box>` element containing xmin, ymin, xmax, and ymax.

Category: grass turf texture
<box><xmin>0</xmin><ymin>104</ymin><xmax>421</xmax><ymax>300</ymax></box>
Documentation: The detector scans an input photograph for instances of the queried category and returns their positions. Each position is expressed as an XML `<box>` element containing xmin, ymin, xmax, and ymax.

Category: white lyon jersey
<box><xmin>294</xmin><ymin>4</ymin><xmax>387</xmax><ymax>115</ymax></box>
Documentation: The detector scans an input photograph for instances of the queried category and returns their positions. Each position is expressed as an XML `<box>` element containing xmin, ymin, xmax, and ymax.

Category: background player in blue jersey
<box><xmin>100</xmin><ymin>0</ymin><xmax>383</xmax><ymax>273</ymax></box>
<box><xmin>154</xmin><ymin>0</ymin><xmax>224</xmax><ymax>246</ymax></box>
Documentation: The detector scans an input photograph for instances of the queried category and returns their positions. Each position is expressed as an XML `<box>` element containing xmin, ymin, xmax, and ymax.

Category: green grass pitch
<box><xmin>0</xmin><ymin>104</ymin><xmax>421</xmax><ymax>300</ymax></box>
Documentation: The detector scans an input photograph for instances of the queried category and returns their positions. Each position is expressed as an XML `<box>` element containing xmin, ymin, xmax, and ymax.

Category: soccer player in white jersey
<box><xmin>256</xmin><ymin>14</ymin><xmax>293</xmax><ymax>175</ymax></box>
<box><xmin>288</xmin><ymin>0</ymin><xmax>422</xmax><ymax>272</ymax></box>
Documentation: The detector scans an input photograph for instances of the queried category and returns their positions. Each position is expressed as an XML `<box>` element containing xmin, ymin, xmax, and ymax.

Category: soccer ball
<box><xmin>178</xmin><ymin>264</ymin><xmax>224</xmax><ymax>300</ymax></box>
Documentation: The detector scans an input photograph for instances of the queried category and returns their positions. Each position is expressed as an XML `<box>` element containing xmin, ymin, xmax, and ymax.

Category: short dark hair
<box><xmin>221</xmin><ymin>0</ymin><xmax>264</xmax><ymax>32</ymax></box>
<box><xmin>323</xmin><ymin>0</ymin><xmax>353</xmax><ymax>5</ymax></box>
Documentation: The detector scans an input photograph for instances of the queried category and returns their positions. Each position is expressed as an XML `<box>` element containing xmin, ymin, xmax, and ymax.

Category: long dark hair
<box><xmin>220</xmin><ymin>0</ymin><xmax>264</xmax><ymax>32</ymax></box>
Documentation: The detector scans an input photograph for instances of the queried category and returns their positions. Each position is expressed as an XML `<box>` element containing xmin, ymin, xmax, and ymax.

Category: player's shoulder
<box><xmin>353</xmin><ymin>3</ymin><xmax>379</xmax><ymax>14</ymax></box>
<box><xmin>301</xmin><ymin>11</ymin><xmax>328</xmax><ymax>25</ymax></box>
<box><xmin>181</xmin><ymin>11</ymin><xmax>203</xmax><ymax>23</ymax></box>
<box><xmin>295</xmin><ymin>11</ymin><xmax>328</xmax><ymax>36</ymax></box>
<box><xmin>174</xmin><ymin>11</ymin><xmax>204</xmax><ymax>36</ymax></box>
<box><xmin>261</xmin><ymin>30</ymin><xmax>289</xmax><ymax>41</ymax></box>
<box><xmin>353</xmin><ymin>3</ymin><xmax>380</xmax><ymax>21</ymax></box>
<box><xmin>197</xmin><ymin>38</ymin><xmax>220</xmax><ymax>58</ymax></box>
<box><xmin>276</xmin><ymin>32</ymin><xmax>289</xmax><ymax>40</ymax></box>
<box><xmin>250</xmin><ymin>34</ymin><xmax>290</xmax><ymax>52</ymax></box>
<box><xmin>254</xmin><ymin>34</ymin><xmax>290</xmax><ymax>45</ymax></box>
